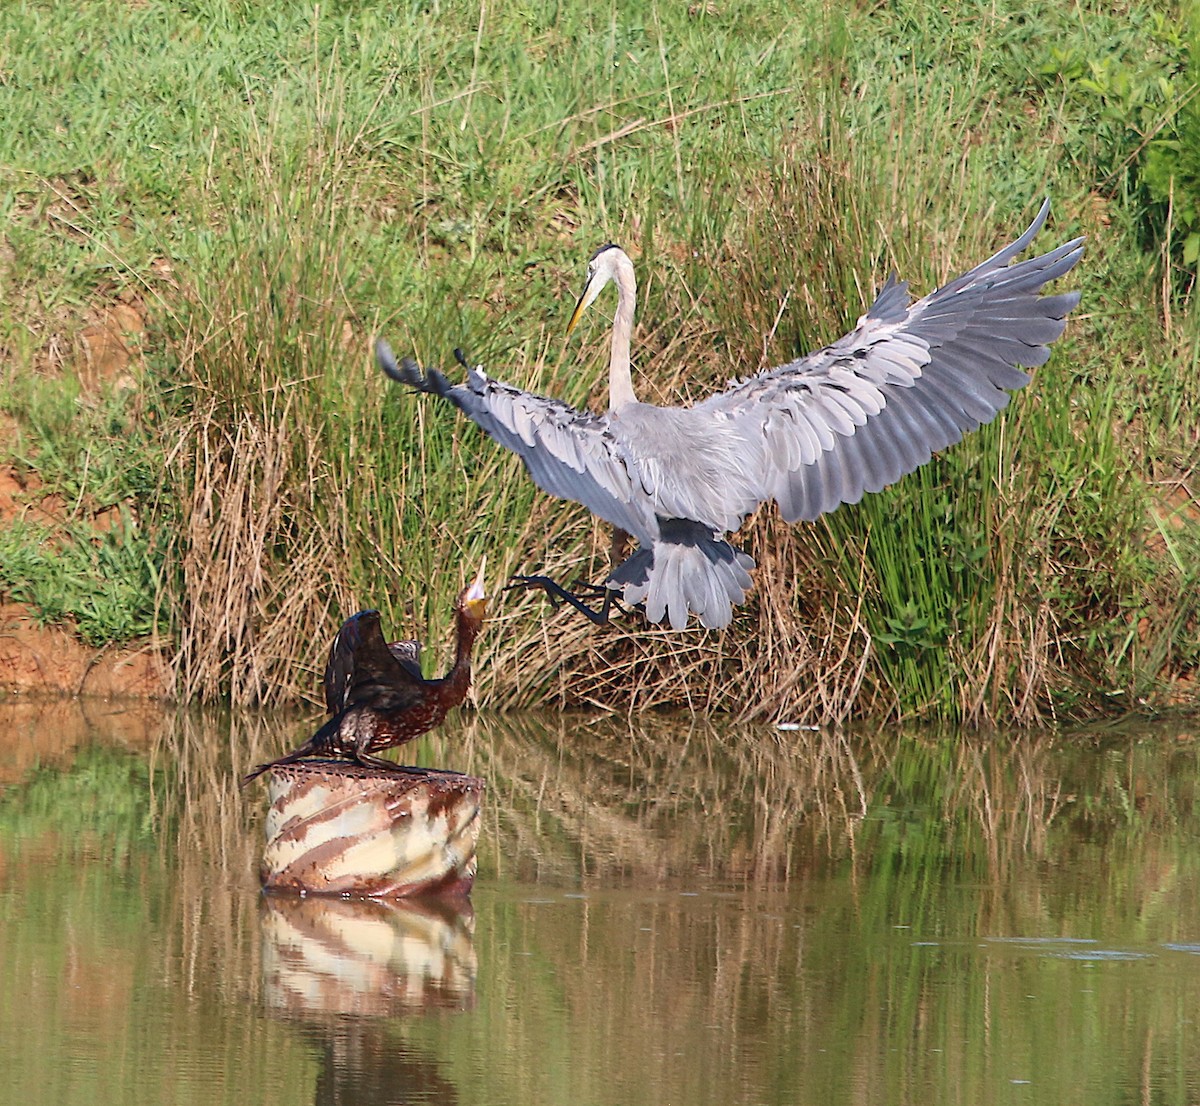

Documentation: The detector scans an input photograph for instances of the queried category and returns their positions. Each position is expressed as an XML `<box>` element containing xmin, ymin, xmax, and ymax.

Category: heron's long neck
<box><xmin>609</xmin><ymin>254</ymin><xmax>637</xmax><ymax>411</ymax></box>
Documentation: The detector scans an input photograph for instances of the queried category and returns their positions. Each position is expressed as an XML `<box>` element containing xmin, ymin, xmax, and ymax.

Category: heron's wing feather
<box><xmin>378</xmin><ymin>342</ymin><xmax>655</xmax><ymax>542</ymax></box>
<box><xmin>700</xmin><ymin>200</ymin><xmax>1084</xmax><ymax>522</ymax></box>
<box><xmin>455</xmin><ymin>374</ymin><xmax>656</xmax><ymax>539</ymax></box>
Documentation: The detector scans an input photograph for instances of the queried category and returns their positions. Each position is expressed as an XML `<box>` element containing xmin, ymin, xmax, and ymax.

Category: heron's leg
<box><xmin>507</xmin><ymin>575</ymin><xmax>623</xmax><ymax>625</ymax></box>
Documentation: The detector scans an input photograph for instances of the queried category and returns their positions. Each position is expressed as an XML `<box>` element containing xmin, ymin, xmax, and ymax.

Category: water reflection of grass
<box><xmin>455</xmin><ymin>715</ymin><xmax>1200</xmax><ymax>939</ymax></box>
<box><xmin>412</xmin><ymin>715</ymin><xmax>1200</xmax><ymax>1106</ymax></box>
<box><xmin>0</xmin><ymin>745</ymin><xmax>154</xmax><ymax>851</ymax></box>
<box><xmin>3</xmin><ymin>709</ymin><xmax>1199</xmax><ymax>1105</ymax></box>
<box><xmin>43</xmin><ymin>707</ymin><xmax>1197</xmax><ymax>932</ymax></box>
<box><xmin>0</xmin><ymin>738</ymin><xmax>315</xmax><ymax>1106</ymax></box>
<box><xmin>456</xmin><ymin>716</ymin><xmax>1041</xmax><ymax>886</ymax></box>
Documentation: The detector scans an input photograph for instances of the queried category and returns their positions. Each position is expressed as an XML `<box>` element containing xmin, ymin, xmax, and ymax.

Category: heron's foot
<box><xmin>567</xmin><ymin>578</ymin><xmax>615</xmax><ymax>601</ymax></box>
<box><xmin>507</xmin><ymin>574</ymin><xmax>622</xmax><ymax>626</ymax></box>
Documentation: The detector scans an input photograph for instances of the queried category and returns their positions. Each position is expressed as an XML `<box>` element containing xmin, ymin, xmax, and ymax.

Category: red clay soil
<box><xmin>0</xmin><ymin>603</ymin><xmax>171</xmax><ymax>698</ymax></box>
<box><xmin>1</xmin><ymin>301</ymin><xmax>172</xmax><ymax>699</ymax></box>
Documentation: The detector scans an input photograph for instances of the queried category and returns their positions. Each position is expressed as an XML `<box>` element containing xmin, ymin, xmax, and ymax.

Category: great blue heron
<box><xmin>377</xmin><ymin>201</ymin><xmax>1083</xmax><ymax>631</ymax></box>
<box><xmin>244</xmin><ymin>562</ymin><xmax>488</xmax><ymax>780</ymax></box>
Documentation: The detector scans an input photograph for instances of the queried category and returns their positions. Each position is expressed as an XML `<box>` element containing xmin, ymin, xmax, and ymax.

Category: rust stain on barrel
<box><xmin>259</xmin><ymin>761</ymin><xmax>484</xmax><ymax>899</ymax></box>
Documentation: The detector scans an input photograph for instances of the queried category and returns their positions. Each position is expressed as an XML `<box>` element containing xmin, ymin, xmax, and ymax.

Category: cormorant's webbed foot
<box><xmin>242</xmin><ymin>762</ymin><xmax>272</xmax><ymax>786</ymax></box>
<box><xmin>351</xmin><ymin>750</ymin><xmax>427</xmax><ymax>775</ymax></box>
<box><xmin>507</xmin><ymin>575</ymin><xmax>623</xmax><ymax>626</ymax></box>
<box><xmin>243</xmin><ymin>750</ymin><xmax>426</xmax><ymax>784</ymax></box>
<box><xmin>242</xmin><ymin>747</ymin><xmax>312</xmax><ymax>786</ymax></box>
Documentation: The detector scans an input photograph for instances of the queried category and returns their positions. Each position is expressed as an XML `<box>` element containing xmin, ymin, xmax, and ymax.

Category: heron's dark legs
<box><xmin>511</xmin><ymin>525</ymin><xmax>633</xmax><ymax>625</ymax></box>
<box><xmin>507</xmin><ymin>575</ymin><xmax>624</xmax><ymax>625</ymax></box>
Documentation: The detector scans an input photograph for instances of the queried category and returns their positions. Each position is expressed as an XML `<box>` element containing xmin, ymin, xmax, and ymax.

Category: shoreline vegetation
<box><xmin>1</xmin><ymin>0</ymin><xmax>1198</xmax><ymax>724</ymax></box>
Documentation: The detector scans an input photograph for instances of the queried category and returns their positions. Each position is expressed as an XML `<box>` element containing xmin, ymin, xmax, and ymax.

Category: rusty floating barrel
<box><xmin>259</xmin><ymin>761</ymin><xmax>484</xmax><ymax>898</ymax></box>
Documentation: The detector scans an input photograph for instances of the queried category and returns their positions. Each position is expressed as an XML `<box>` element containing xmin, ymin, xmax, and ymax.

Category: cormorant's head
<box><xmin>460</xmin><ymin>557</ymin><xmax>488</xmax><ymax>621</ymax></box>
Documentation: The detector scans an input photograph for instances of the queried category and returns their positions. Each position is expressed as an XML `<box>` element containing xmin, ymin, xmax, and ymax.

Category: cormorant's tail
<box><xmin>609</xmin><ymin>519</ymin><xmax>755</xmax><ymax>631</ymax></box>
<box><xmin>242</xmin><ymin>741</ymin><xmax>315</xmax><ymax>785</ymax></box>
<box><xmin>241</xmin><ymin>723</ymin><xmax>334</xmax><ymax>785</ymax></box>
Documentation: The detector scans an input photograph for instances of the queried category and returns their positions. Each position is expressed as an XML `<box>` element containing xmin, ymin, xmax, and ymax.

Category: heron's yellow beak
<box><xmin>566</xmin><ymin>289</ymin><xmax>589</xmax><ymax>338</ymax></box>
<box><xmin>566</xmin><ymin>271</ymin><xmax>604</xmax><ymax>339</ymax></box>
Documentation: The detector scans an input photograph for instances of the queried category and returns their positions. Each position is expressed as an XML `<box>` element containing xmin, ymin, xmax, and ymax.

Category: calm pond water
<box><xmin>1</xmin><ymin>699</ymin><xmax>1198</xmax><ymax>1106</ymax></box>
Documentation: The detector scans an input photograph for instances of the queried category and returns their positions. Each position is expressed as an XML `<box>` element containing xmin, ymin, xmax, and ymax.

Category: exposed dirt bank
<box><xmin>0</xmin><ymin>603</ymin><xmax>170</xmax><ymax>699</ymax></box>
<box><xmin>2</xmin><ymin>300</ymin><xmax>174</xmax><ymax>699</ymax></box>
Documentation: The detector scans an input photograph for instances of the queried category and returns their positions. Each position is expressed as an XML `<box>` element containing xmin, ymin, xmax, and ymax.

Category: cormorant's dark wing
<box><xmin>699</xmin><ymin>199</ymin><xmax>1084</xmax><ymax>522</ymax></box>
<box><xmin>387</xmin><ymin>639</ymin><xmax>424</xmax><ymax>681</ymax></box>
<box><xmin>322</xmin><ymin>610</ymin><xmax>425</xmax><ymax>715</ymax></box>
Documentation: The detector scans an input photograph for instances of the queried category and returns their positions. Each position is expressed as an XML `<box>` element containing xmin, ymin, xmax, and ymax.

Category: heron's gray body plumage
<box><xmin>378</xmin><ymin>200</ymin><xmax>1083</xmax><ymax>631</ymax></box>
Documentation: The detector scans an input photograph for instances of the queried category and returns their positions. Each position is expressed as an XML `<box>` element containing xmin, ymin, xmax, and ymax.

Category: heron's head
<box><xmin>566</xmin><ymin>244</ymin><xmax>626</xmax><ymax>337</ymax></box>
<box><xmin>459</xmin><ymin>557</ymin><xmax>488</xmax><ymax>621</ymax></box>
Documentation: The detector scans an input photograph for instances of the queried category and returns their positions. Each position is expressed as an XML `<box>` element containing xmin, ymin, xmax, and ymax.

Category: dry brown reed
<box><xmin>158</xmin><ymin>86</ymin><xmax>1192</xmax><ymax>724</ymax></box>
<box><xmin>167</xmin><ymin>399</ymin><xmax>351</xmax><ymax>704</ymax></box>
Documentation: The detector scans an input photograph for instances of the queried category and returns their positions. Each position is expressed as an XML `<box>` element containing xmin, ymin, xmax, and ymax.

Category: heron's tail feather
<box><xmin>609</xmin><ymin>520</ymin><xmax>755</xmax><ymax>631</ymax></box>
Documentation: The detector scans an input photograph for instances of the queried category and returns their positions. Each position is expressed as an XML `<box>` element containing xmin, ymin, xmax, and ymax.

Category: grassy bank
<box><xmin>0</xmin><ymin>0</ymin><xmax>1197</xmax><ymax>723</ymax></box>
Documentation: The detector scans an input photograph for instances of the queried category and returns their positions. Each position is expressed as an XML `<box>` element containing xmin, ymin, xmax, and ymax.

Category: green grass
<box><xmin>0</xmin><ymin>518</ymin><xmax>162</xmax><ymax>645</ymax></box>
<box><xmin>0</xmin><ymin>0</ymin><xmax>1197</xmax><ymax>721</ymax></box>
<box><xmin>0</xmin><ymin>374</ymin><xmax>166</xmax><ymax>645</ymax></box>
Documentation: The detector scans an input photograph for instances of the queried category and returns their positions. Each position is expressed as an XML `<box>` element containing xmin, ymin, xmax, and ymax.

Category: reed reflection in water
<box><xmin>0</xmin><ymin>701</ymin><xmax>1198</xmax><ymax>1106</ymax></box>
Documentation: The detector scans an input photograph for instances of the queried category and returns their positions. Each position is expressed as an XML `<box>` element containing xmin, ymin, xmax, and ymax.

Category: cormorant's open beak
<box><xmin>464</xmin><ymin>557</ymin><xmax>488</xmax><ymax>617</ymax></box>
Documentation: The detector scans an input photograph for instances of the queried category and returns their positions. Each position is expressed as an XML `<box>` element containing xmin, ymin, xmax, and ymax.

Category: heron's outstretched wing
<box><xmin>377</xmin><ymin>341</ymin><xmax>657</xmax><ymax>542</ymax></box>
<box><xmin>699</xmin><ymin>199</ymin><xmax>1084</xmax><ymax>523</ymax></box>
<box><xmin>323</xmin><ymin>610</ymin><xmax>425</xmax><ymax>714</ymax></box>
